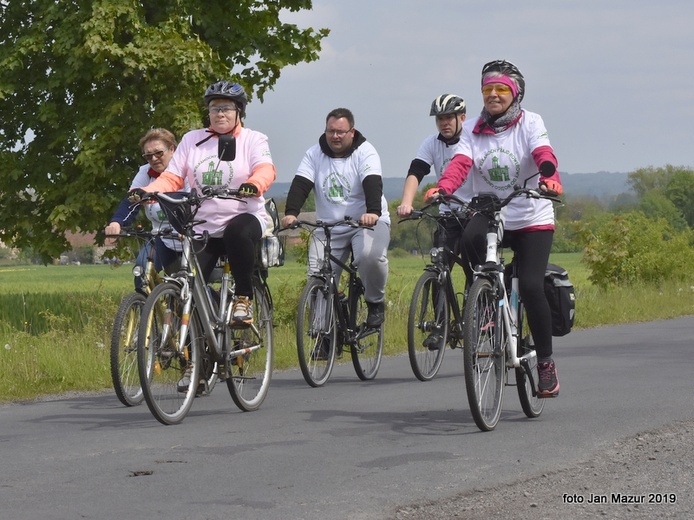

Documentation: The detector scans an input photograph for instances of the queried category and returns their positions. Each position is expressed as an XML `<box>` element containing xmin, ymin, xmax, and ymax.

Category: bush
<box><xmin>579</xmin><ymin>211</ymin><xmax>694</xmax><ymax>287</ymax></box>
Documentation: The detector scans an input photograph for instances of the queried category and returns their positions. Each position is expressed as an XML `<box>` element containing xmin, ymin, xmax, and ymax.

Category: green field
<box><xmin>1</xmin><ymin>253</ymin><xmax>692</xmax><ymax>402</ymax></box>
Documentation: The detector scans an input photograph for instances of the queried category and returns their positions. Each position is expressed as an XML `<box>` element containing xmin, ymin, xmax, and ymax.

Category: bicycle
<box><xmin>289</xmin><ymin>218</ymin><xmax>384</xmax><ymax>387</ymax></box>
<box><xmin>106</xmin><ymin>225</ymin><xmax>178</xmax><ymax>407</ymax></box>
<box><xmin>399</xmin><ymin>194</ymin><xmax>470</xmax><ymax>381</ymax></box>
<box><xmin>455</xmin><ymin>181</ymin><xmax>561</xmax><ymax>431</ymax></box>
<box><xmin>136</xmin><ymin>188</ymin><xmax>274</xmax><ymax>425</ymax></box>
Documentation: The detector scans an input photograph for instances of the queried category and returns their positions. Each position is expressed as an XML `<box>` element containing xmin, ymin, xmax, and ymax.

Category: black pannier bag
<box><xmin>544</xmin><ymin>263</ymin><xmax>575</xmax><ymax>336</ymax></box>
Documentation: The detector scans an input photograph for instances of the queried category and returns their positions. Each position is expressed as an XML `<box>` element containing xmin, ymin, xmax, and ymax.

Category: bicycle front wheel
<box><xmin>296</xmin><ymin>277</ymin><xmax>337</xmax><ymax>387</ymax></box>
<box><xmin>351</xmin><ymin>291</ymin><xmax>383</xmax><ymax>381</ymax></box>
<box><xmin>110</xmin><ymin>292</ymin><xmax>146</xmax><ymax>406</ymax></box>
<box><xmin>138</xmin><ymin>282</ymin><xmax>200</xmax><ymax>425</ymax></box>
<box><xmin>463</xmin><ymin>277</ymin><xmax>505</xmax><ymax>431</ymax></box>
<box><xmin>226</xmin><ymin>280</ymin><xmax>274</xmax><ymax>411</ymax></box>
<box><xmin>408</xmin><ymin>270</ymin><xmax>449</xmax><ymax>381</ymax></box>
<box><xmin>516</xmin><ymin>302</ymin><xmax>545</xmax><ymax>418</ymax></box>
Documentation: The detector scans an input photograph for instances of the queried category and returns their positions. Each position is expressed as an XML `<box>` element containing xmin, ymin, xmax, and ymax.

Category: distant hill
<box><xmin>265</xmin><ymin>172</ymin><xmax>632</xmax><ymax>202</ymax></box>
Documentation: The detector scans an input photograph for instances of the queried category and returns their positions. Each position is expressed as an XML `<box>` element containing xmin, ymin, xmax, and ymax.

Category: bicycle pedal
<box><xmin>230</xmin><ymin>321</ymin><xmax>252</xmax><ymax>329</ymax></box>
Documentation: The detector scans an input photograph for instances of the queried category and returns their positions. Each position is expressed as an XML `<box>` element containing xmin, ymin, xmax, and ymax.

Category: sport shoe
<box><xmin>537</xmin><ymin>360</ymin><xmax>560</xmax><ymax>397</ymax></box>
<box><xmin>231</xmin><ymin>295</ymin><xmax>253</xmax><ymax>326</ymax></box>
<box><xmin>422</xmin><ymin>333</ymin><xmax>444</xmax><ymax>351</ymax></box>
<box><xmin>177</xmin><ymin>366</ymin><xmax>192</xmax><ymax>393</ymax></box>
<box><xmin>311</xmin><ymin>337</ymin><xmax>332</xmax><ymax>361</ymax></box>
<box><xmin>366</xmin><ymin>301</ymin><xmax>385</xmax><ymax>328</ymax></box>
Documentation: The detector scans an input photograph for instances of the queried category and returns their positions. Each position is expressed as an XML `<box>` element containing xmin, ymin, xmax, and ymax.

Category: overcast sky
<box><xmin>245</xmin><ymin>0</ymin><xmax>694</xmax><ymax>184</ymax></box>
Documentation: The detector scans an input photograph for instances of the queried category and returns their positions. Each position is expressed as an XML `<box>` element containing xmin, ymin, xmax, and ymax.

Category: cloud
<box><xmin>251</xmin><ymin>0</ymin><xmax>694</xmax><ymax>183</ymax></box>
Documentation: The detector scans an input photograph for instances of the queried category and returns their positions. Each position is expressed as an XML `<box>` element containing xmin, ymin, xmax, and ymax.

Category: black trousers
<box><xmin>195</xmin><ymin>213</ymin><xmax>262</xmax><ymax>298</ymax></box>
<box><xmin>460</xmin><ymin>213</ymin><xmax>554</xmax><ymax>359</ymax></box>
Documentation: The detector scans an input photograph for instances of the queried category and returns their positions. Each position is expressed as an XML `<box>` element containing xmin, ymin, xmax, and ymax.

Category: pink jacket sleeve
<box><xmin>437</xmin><ymin>154</ymin><xmax>474</xmax><ymax>195</ymax></box>
<box><xmin>246</xmin><ymin>162</ymin><xmax>276</xmax><ymax>195</ymax></box>
<box><xmin>532</xmin><ymin>145</ymin><xmax>561</xmax><ymax>184</ymax></box>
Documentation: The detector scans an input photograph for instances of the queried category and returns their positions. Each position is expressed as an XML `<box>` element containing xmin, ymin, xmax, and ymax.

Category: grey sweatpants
<box><xmin>308</xmin><ymin>220</ymin><xmax>390</xmax><ymax>304</ymax></box>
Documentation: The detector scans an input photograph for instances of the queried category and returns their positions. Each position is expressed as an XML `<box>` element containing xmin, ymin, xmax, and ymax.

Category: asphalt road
<box><xmin>1</xmin><ymin>316</ymin><xmax>692</xmax><ymax>520</ymax></box>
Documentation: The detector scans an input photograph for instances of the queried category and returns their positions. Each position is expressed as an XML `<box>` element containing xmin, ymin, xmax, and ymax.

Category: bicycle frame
<box><xmin>310</xmin><ymin>220</ymin><xmax>377</xmax><ymax>346</ymax></box>
<box><xmin>401</xmin><ymin>196</ymin><xmax>470</xmax><ymax>349</ymax></box>
<box><xmin>472</xmin><ymin>199</ymin><xmax>541</xmax><ymax>393</ymax></box>
<box><xmin>426</xmin><ymin>230</ymin><xmax>468</xmax><ymax>348</ymax></box>
<box><xmin>152</xmin><ymin>192</ymin><xmax>267</xmax><ymax>365</ymax></box>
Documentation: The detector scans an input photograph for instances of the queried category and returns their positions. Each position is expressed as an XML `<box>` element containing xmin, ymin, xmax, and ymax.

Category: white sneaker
<box><xmin>231</xmin><ymin>296</ymin><xmax>253</xmax><ymax>325</ymax></box>
<box><xmin>177</xmin><ymin>366</ymin><xmax>192</xmax><ymax>393</ymax></box>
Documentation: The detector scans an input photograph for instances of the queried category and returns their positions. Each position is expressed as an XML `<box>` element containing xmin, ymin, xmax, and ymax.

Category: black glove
<box><xmin>238</xmin><ymin>183</ymin><xmax>259</xmax><ymax>197</ymax></box>
<box><xmin>127</xmin><ymin>188</ymin><xmax>147</xmax><ymax>203</ymax></box>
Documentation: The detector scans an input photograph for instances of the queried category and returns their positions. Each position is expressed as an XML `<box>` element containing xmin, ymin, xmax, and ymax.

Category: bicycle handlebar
<box><xmin>104</xmin><ymin>225</ymin><xmax>179</xmax><ymax>240</ymax></box>
<box><xmin>138</xmin><ymin>187</ymin><xmax>246</xmax><ymax>207</ymax></box>
<box><xmin>399</xmin><ymin>192</ymin><xmax>471</xmax><ymax>224</ymax></box>
<box><xmin>280</xmin><ymin>216</ymin><xmax>370</xmax><ymax>233</ymax></box>
<box><xmin>469</xmin><ymin>186</ymin><xmax>562</xmax><ymax>215</ymax></box>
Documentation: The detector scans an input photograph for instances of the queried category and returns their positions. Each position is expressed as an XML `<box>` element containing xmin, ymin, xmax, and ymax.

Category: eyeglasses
<box><xmin>142</xmin><ymin>149</ymin><xmax>168</xmax><ymax>161</ymax></box>
<box><xmin>482</xmin><ymin>84</ymin><xmax>513</xmax><ymax>95</ymax></box>
<box><xmin>325</xmin><ymin>128</ymin><xmax>353</xmax><ymax>138</ymax></box>
<box><xmin>208</xmin><ymin>105</ymin><xmax>238</xmax><ymax>115</ymax></box>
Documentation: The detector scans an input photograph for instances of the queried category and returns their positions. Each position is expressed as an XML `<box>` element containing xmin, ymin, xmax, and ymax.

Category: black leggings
<box><xmin>195</xmin><ymin>213</ymin><xmax>262</xmax><ymax>298</ymax></box>
<box><xmin>461</xmin><ymin>213</ymin><xmax>554</xmax><ymax>359</ymax></box>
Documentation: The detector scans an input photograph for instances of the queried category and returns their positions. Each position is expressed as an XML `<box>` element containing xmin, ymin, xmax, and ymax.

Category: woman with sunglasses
<box><xmin>425</xmin><ymin>60</ymin><xmax>564</xmax><ymax>397</ymax></box>
<box><xmin>105</xmin><ymin>128</ymin><xmax>186</xmax><ymax>291</ymax></box>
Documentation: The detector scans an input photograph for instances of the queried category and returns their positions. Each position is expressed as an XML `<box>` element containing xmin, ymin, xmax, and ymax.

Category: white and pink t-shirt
<box><xmin>146</xmin><ymin>126</ymin><xmax>275</xmax><ymax>237</ymax></box>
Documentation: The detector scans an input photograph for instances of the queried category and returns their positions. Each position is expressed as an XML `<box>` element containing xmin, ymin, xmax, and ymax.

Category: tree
<box><xmin>0</xmin><ymin>0</ymin><xmax>328</xmax><ymax>262</ymax></box>
<box><xmin>627</xmin><ymin>165</ymin><xmax>679</xmax><ymax>198</ymax></box>
<box><xmin>579</xmin><ymin>211</ymin><xmax>694</xmax><ymax>287</ymax></box>
<box><xmin>665</xmin><ymin>169</ymin><xmax>694</xmax><ymax>228</ymax></box>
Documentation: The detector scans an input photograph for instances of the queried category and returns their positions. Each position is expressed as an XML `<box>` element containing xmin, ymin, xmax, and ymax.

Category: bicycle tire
<box><xmin>515</xmin><ymin>302</ymin><xmax>545</xmax><ymax>418</ymax></box>
<box><xmin>296</xmin><ymin>277</ymin><xmax>337</xmax><ymax>387</ymax></box>
<box><xmin>351</xmin><ymin>288</ymin><xmax>383</xmax><ymax>381</ymax></box>
<box><xmin>226</xmin><ymin>279</ymin><xmax>274</xmax><ymax>411</ymax></box>
<box><xmin>138</xmin><ymin>282</ymin><xmax>200</xmax><ymax>425</ymax></box>
<box><xmin>407</xmin><ymin>270</ymin><xmax>448</xmax><ymax>381</ymax></box>
<box><xmin>110</xmin><ymin>292</ymin><xmax>146</xmax><ymax>406</ymax></box>
<box><xmin>463</xmin><ymin>277</ymin><xmax>505</xmax><ymax>431</ymax></box>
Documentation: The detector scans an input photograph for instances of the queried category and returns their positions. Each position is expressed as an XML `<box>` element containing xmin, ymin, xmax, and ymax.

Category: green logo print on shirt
<box><xmin>322</xmin><ymin>171</ymin><xmax>351</xmax><ymax>205</ymax></box>
<box><xmin>487</xmin><ymin>156</ymin><xmax>510</xmax><ymax>182</ymax></box>
<box><xmin>202</xmin><ymin>161</ymin><xmax>223</xmax><ymax>185</ymax></box>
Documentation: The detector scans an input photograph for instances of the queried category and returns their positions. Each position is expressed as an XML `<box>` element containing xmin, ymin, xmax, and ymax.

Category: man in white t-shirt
<box><xmin>282</xmin><ymin>108</ymin><xmax>390</xmax><ymax>329</ymax></box>
<box><xmin>398</xmin><ymin>94</ymin><xmax>471</xmax><ymax>218</ymax></box>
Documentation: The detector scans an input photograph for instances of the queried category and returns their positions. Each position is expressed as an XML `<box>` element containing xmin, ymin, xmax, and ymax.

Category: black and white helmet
<box><xmin>481</xmin><ymin>60</ymin><xmax>525</xmax><ymax>102</ymax></box>
<box><xmin>203</xmin><ymin>81</ymin><xmax>248</xmax><ymax>115</ymax></box>
<box><xmin>430</xmin><ymin>94</ymin><xmax>466</xmax><ymax>116</ymax></box>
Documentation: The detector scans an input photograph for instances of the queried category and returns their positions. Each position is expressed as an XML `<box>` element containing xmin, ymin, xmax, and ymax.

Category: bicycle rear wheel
<box><xmin>463</xmin><ymin>278</ymin><xmax>505</xmax><ymax>431</ymax></box>
<box><xmin>110</xmin><ymin>292</ymin><xmax>146</xmax><ymax>406</ymax></box>
<box><xmin>138</xmin><ymin>282</ymin><xmax>200</xmax><ymax>425</ymax></box>
<box><xmin>351</xmin><ymin>290</ymin><xmax>383</xmax><ymax>380</ymax></box>
<box><xmin>296</xmin><ymin>277</ymin><xmax>337</xmax><ymax>387</ymax></box>
<box><xmin>407</xmin><ymin>270</ymin><xmax>448</xmax><ymax>381</ymax></box>
<box><xmin>516</xmin><ymin>302</ymin><xmax>545</xmax><ymax>418</ymax></box>
<box><xmin>226</xmin><ymin>280</ymin><xmax>274</xmax><ymax>411</ymax></box>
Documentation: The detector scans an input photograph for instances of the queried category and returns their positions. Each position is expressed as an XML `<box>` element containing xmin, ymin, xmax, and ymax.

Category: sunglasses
<box><xmin>482</xmin><ymin>84</ymin><xmax>513</xmax><ymax>95</ymax></box>
<box><xmin>142</xmin><ymin>149</ymin><xmax>168</xmax><ymax>161</ymax></box>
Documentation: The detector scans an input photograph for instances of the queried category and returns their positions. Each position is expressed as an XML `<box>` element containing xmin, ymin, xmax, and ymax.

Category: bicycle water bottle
<box><xmin>485</xmin><ymin>232</ymin><xmax>497</xmax><ymax>263</ymax></box>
